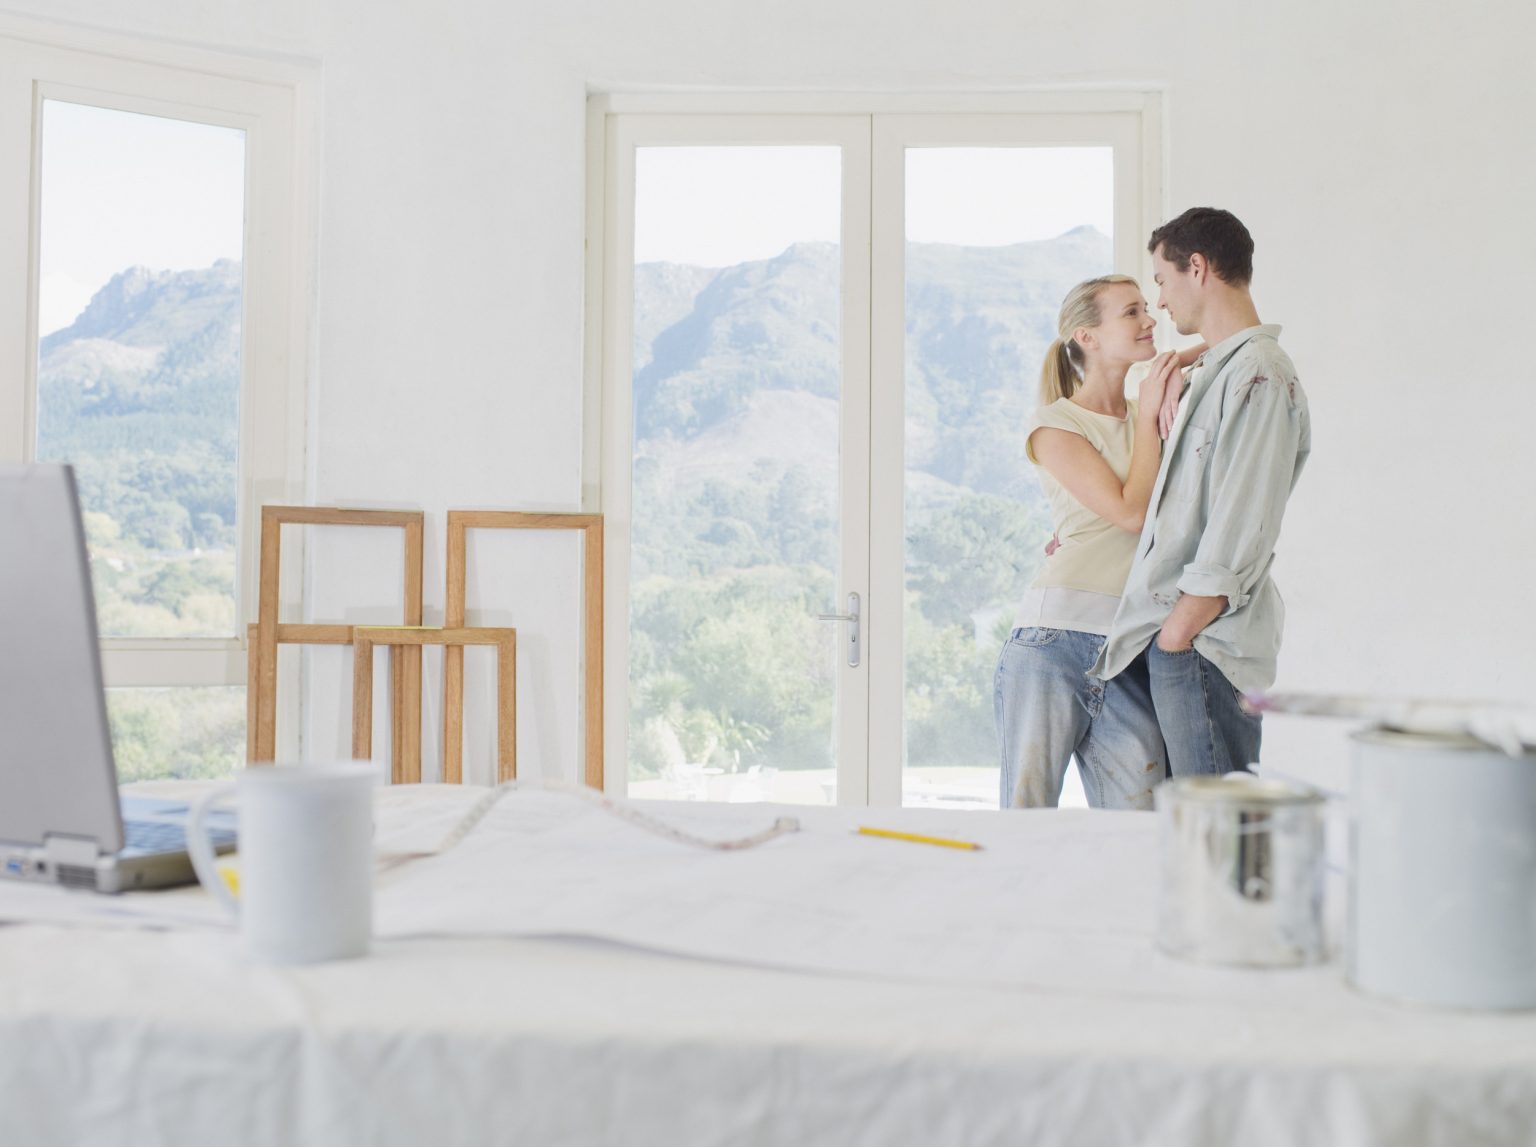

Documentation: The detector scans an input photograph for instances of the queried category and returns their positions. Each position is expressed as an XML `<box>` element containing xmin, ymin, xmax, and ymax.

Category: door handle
<box><xmin>815</xmin><ymin>592</ymin><xmax>861</xmax><ymax>668</ymax></box>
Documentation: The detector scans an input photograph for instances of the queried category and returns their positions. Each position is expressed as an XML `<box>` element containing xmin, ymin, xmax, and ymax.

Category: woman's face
<box><xmin>1078</xmin><ymin>282</ymin><xmax>1157</xmax><ymax>367</ymax></box>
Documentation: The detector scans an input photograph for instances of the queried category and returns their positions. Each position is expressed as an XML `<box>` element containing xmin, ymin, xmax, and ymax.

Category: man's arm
<box><xmin>1160</xmin><ymin>365</ymin><xmax>1307</xmax><ymax>650</ymax></box>
<box><xmin>1157</xmin><ymin>592</ymin><xmax>1225</xmax><ymax>652</ymax></box>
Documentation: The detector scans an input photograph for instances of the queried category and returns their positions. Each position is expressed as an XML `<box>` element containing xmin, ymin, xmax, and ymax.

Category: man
<box><xmin>1089</xmin><ymin>207</ymin><xmax>1310</xmax><ymax>775</ymax></box>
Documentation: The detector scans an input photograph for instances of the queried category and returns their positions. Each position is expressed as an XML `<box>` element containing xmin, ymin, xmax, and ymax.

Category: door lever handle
<box><xmin>814</xmin><ymin>592</ymin><xmax>861</xmax><ymax>668</ymax></box>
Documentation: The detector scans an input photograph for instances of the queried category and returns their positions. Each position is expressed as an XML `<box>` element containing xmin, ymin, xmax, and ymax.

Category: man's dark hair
<box><xmin>1148</xmin><ymin>207</ymin><xmax>1254</xmax><ymax>285</ymax></box>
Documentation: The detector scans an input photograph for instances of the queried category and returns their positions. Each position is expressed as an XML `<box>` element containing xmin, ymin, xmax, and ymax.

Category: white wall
<box><xmin>7</xmin><ymin>0</ymin><xmax>1532</xmax><ymax>789</ymax></box>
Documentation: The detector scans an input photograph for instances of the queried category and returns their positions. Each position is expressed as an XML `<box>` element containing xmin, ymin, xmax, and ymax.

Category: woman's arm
<box><xmin>1029</xmin><ymin>354</ymin><xmax>1178</xmax><ymax>533</ymax></box>
<box><xmin>1159</xmin><ymin>343</ymin><xmax>1209</xmax><ymax>440</ymax></box>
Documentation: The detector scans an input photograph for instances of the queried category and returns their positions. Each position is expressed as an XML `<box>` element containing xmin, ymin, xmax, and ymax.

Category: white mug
<box><xmin>187</xmin><ymin>761</ymin><xmax>377</xmax><ymax>964</ymax></box>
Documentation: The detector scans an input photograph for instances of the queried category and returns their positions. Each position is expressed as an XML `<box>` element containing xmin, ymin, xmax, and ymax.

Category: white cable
<box><xmin>423</xmin><ymin>779</ymin><xmax>801</xmax><ymax>857</ymax></box>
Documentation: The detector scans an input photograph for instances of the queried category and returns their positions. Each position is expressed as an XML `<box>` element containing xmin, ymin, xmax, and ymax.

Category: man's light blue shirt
<box><xmin>1090</xmin><ymin>323</ymin><xmax>1310</xmax><ymax>693</ymax></box>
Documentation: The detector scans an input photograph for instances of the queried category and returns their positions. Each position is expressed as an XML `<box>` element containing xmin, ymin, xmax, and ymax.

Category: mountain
<box><xmin>636</xmin><ymin>242</ymin><xmax>840</xmax><ymax>441</ymax></box>
<box><xmin>633</xmin><ymin>227</ymin><xmax>1114</xmax><ymax>505</ymax></box>
<box><xmin>633</xmin><ymin>262</ymin><xmax>720</xmax><ymax>372</ymax></box>
<box><xmin>36</xmin><ymin>261</ymin><xmax>243</xmax><ymax>552</ymax></box>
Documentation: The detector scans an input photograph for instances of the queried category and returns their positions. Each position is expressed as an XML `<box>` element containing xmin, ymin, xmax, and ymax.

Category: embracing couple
<box><xmin>995</xmin><ymin>206</ymin><xmax>1312</xmax><ymax>811</ymax></box>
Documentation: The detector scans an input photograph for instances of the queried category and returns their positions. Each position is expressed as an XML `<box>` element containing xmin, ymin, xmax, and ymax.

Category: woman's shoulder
<box><xmin>1025</xmin><ymin>399</ymin><xmax>1095</xmax><ymax>465</ymax></box>
<box><xmin>1029</xmin><ymin>398</ymin><xmax>1090</xmax><ymax>432</ymax></box>
<box><xmin>1031</xmin><ymin>398</ymin><xmax>1136</xmax><ymax>438</ymax></box>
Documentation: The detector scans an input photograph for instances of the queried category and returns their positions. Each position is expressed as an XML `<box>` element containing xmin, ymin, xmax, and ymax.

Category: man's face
<box><xmin>1151</xmin><ymin>246</ymin><xmax>1201</xmax><ymax>337</ymax></box>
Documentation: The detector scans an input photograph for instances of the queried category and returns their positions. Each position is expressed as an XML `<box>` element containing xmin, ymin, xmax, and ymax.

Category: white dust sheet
<box><xmin>5</xmin><ymin>786</ymin><xmax>1536</xmax><ymax>1147</ymax></box>
<box><xmin>368</xmin><ymin>785</ymin><xmax>1350</xmax><ymax>1004</ymax></box>
<box><xmin>0</xmin><ymin>783</ymin><xmax>1331</xmax><ymax>1000</ymax></box>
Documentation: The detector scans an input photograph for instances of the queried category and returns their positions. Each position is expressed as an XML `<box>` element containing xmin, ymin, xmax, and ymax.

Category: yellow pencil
<box><xmin>855</xmin><ymin>826</ymin><xmax>984</xmax><ymax>851</ymax></box>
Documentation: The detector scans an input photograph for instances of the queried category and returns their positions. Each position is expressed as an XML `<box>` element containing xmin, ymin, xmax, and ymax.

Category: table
<box><xmin>0</xmin><ymin>783</ymin><xmax>1533</xmax><ymax>1146</ymax></box>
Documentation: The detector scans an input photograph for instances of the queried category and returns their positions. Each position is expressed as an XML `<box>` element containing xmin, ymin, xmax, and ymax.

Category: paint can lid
<box><xmin>1247</xmin><ymin>692</ymin><xmax>1536</xmax><ymax>757</ymax></box>
<box><xmin>1351</xmin><ymin>727</ymin><xmax>1508</xmax><ymax>753</ymax></box>
<box><xmin>1158</xmin><ymin>773</ymin><xmax>1325</xmax><ymax>807</ymax></box>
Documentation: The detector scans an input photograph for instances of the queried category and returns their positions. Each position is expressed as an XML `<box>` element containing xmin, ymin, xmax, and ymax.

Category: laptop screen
<box><xmin>0</xmin><ymin>464</ymin><xmax>124</xmax><ymax>852</ymax></box>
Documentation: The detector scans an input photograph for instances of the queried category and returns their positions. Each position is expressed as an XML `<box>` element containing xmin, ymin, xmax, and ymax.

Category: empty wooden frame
<box><xmin>352</xmin><ymin>626</ymin><xmax>517</xmax><ymax>783</ymax></box>
<box><xmin>249</xmin><ymin>506</ymin><xmax>424</xmax><ymax>765</ymax></box>
<box><xmin>443</xmin><ymin>511</ymin><xmax>603</xmax><ymax>788</ymax></box>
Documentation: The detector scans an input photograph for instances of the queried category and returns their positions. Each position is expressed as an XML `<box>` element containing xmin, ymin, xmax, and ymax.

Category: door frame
<box><xmin>586</xmin><ymin>93</ymin><xmax>1163</xmax><ymax>804</ymax></box>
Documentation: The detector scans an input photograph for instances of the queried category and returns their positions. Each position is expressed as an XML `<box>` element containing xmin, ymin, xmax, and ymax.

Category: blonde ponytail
<box><xmin>1038</xmin><ymin>273</ymin><xmax>1139</xmax><ymax>407</ymax></box>
<box><xmin>1039</xmin><ymin>338</ymin><xmax>1080</xmax><ymax>405</ymax></box>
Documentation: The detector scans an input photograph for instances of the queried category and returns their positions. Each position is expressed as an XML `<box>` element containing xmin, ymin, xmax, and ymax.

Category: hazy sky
<box><xmin>34</xmin><ymin>124</ymin><xmax>1115</xmax><ymax>331</ymax></box>
<box><xmin>634</xmin><ymin>145</ymin><xmax>1113</xmax><ymax>267</ymax></box>
<box><xmin>37</xmin><ymin>99</ymin><xmax>245</xmax><ymax>335</ymax></box>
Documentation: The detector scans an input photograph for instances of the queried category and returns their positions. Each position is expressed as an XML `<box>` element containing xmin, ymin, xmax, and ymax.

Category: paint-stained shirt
<box><xmin>1089</xmin><ymin>324</ymin><xmax>1310</xmax><ymax>693</ymax></box>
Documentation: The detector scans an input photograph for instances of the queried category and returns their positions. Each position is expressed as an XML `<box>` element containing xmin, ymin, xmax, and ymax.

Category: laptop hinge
<box><xmin>43</xmin><ymin>834</ymin><xmax>102</xmax><ymax>867</ymax></box>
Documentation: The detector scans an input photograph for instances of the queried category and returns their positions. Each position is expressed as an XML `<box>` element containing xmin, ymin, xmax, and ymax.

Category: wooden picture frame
<box><xmin>443</xmin><ymin>512</ymin><xmax>603</xmax><ymax>787</ymax></box>
<box><xmin>351</xmin><ymin>626</ymin><xmax>517</xmax><ymax>783</ymax></box>
<box><xmin>250</xmin><ymin>506</ymin><xmax>423</xmax><ymax>764</ymax></box>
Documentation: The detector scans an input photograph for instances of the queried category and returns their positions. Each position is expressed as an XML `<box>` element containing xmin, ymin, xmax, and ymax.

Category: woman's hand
<box><xmin>1157</xmin><ymin>343</ymin><xmax>1209</xmax><ymax>439</ymax></box>
<box><xmin>1158</xmin><ymin>384</ymin><xmax>1181</xmax><ymax>440</ymax></box>
<box><xmin>1137</xmin><ymin>352</ymin><xmax>1179</xmax><ymax>423</ymax></box>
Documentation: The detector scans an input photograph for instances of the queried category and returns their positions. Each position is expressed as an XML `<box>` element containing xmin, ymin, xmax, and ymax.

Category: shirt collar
<box><xmin>1191</xmin><ymin>323</ymin><xmax>1283</xmax><ymax>372</ymax></box>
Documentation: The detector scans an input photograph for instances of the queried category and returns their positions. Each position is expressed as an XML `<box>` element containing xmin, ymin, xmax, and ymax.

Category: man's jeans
<box><xmin>993</xmin><ymin>627</ymin><xmax>1166</xmax><ymax>810</ymax></box>
<box><xmin>1143</xmin><ymin>642</ymin><xmax>1263</xmax><ymax>776</ymax></box>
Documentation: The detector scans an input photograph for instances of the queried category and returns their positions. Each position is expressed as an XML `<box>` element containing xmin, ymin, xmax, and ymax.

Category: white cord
<box><xmin>423</xmin><ymin>780</ymin><xmax>801</xmax><ymax>857</ymax></box>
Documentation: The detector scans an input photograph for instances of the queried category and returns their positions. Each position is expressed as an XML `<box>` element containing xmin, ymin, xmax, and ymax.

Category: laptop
<box><xmin>0</xmin><ymin>463</ymin><xmax>237</xmax><ymax>893</ymax></box>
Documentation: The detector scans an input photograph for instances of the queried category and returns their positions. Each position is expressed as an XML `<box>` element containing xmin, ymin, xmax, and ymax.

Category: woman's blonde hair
<box><xmin>1039</xmin><ymin>274</ymin><xmax>1139</xmax><ymax>405</ymax></box>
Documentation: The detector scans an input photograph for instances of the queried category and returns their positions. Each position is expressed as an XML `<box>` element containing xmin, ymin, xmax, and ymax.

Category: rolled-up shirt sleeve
<box><xmin>1176</xmin><ymin>369</ymin><xmax>1307</xmax><ymax>614</ymax></box>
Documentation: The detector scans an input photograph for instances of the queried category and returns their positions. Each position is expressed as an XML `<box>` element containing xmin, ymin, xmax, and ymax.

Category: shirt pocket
<box><xmin>1164</xmin><ymin>424</ymin><xmax>1213</xmax><ymax>506</ymax></box>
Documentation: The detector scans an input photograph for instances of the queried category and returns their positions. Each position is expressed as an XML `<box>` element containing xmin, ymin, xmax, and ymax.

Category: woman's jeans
<box><xmin>993</xmin><ymin>627</ymin><xmax>1167</xmax><ymax>810</ymax></box>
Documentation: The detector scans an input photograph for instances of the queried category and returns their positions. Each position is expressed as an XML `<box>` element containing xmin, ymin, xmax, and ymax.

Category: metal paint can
<box><xmin>1349</xmin><ymin>728</ymin><xmax>1536</xmax><ymax>1009</ymax></box>
<box><xmin>1155</xmin><ymin>774</ymin><xmax>1328</xmax><ymax>967</ymax></box>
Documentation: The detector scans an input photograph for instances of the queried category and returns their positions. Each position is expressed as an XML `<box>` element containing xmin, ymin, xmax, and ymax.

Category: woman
<box><xmin>994</xmin><ymin>274</ymin><xmax>1194</xmax><ymax>810</ymax></box>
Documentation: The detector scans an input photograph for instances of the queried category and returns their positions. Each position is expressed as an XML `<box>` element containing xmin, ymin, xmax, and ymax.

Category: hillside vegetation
<box><xmin>43</xmin><ymin>227</ymin><xmax>1111</xmax><ymax>781</ymax></box>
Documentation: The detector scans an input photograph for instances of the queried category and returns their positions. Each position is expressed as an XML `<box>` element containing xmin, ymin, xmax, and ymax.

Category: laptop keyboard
<box><xmin>123</xmin><ymin>820</ymin><xmax>237</xmax><ymax>853</ymax></box>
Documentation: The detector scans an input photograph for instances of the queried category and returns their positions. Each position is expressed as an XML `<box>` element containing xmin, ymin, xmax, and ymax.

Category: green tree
<box><xmin>907</xmin><ymin>492</ymin><xmax>1049</xmax><ymax>629</ymax></box>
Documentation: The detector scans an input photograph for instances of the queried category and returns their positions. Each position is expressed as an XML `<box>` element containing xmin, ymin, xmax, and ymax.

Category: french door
<box><xmin>596</xmin><ymin>97</ymin><xmax>1159</xmax><ymax>807</ymax></box>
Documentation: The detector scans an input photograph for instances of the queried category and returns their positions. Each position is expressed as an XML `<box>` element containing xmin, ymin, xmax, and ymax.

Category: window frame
<box><xmin>0</xmin><ymin>17</ymin><xmax>315</xmax><ymax>690</ymax></box>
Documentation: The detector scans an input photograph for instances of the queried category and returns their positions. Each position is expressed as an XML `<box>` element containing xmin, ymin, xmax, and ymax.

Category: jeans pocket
<box><xmin>1011</xmin><ymin>626</ymin><xmax>1063</xmax><ymax>648</ymax></box>
<box><xmin>1230</xmin><ymin>680</ymin><xmax>1259</xmax><ymax>719</ymax></box>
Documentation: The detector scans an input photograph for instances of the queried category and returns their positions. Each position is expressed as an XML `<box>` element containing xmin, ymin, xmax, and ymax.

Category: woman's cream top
<box><xmin>1013</xmin><ymin>397</ymin><xmax>1141</xmax><ymax>634</ymax></box>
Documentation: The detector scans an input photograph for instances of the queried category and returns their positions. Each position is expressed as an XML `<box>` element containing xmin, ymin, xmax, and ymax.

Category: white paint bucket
<box><xmin>1349</xmin><ymin>729</ymin><xmax>1536</xmax><ymax>1009</ymax></box>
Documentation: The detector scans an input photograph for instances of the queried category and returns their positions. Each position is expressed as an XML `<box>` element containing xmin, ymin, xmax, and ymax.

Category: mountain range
<box><xmin>37</xmin><ymin>260</ymin><xmax>243</xmax><ymax>552</ymax></box>
<box><xmin>36</xmin><ymin>226</ymin><xmax>1110</xmax><ymax>552</ymax></box>
<box><xmin>633</xmin><ymin>226</ymin><xmax>1112</xmax><ymax>517</ymax></box>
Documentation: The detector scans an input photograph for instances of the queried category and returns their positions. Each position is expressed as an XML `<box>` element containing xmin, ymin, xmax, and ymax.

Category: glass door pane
<box><xmin>625</xmin><ymin>145</ymin><xmax>847</xmax><ymax>805</ymax></box>
<box><xmin>34</xmin><ymin>100</ymin><xmax>246</xmax><ymax>638</ymax></box>
<box><xmin>899</xmin><ymin>146</ymin><xmax>1116</xmax><ymax>808</ymax></box>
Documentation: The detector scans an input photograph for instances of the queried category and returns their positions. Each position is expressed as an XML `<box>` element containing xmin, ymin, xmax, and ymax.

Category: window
<box><xmin>0</xmin><ymin>22</ymin><xmax>312</xmax><ymax>777</ymax></box>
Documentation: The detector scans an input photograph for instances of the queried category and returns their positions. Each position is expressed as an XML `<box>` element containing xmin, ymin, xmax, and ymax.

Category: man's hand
<box><xmin>1155</xmin><ymin>627</ymin><xmax>1194</xmax><ymax>653</ymax></box>
<box><xmin>1156</xmin><ymin>593</ymin><xmax>1227</xmax><ymax>652</ymax></box>
<box><xmin>1044</xmin><ymin>533</ymin><xmax>1060</xmax><ymax>557</ymax></box>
